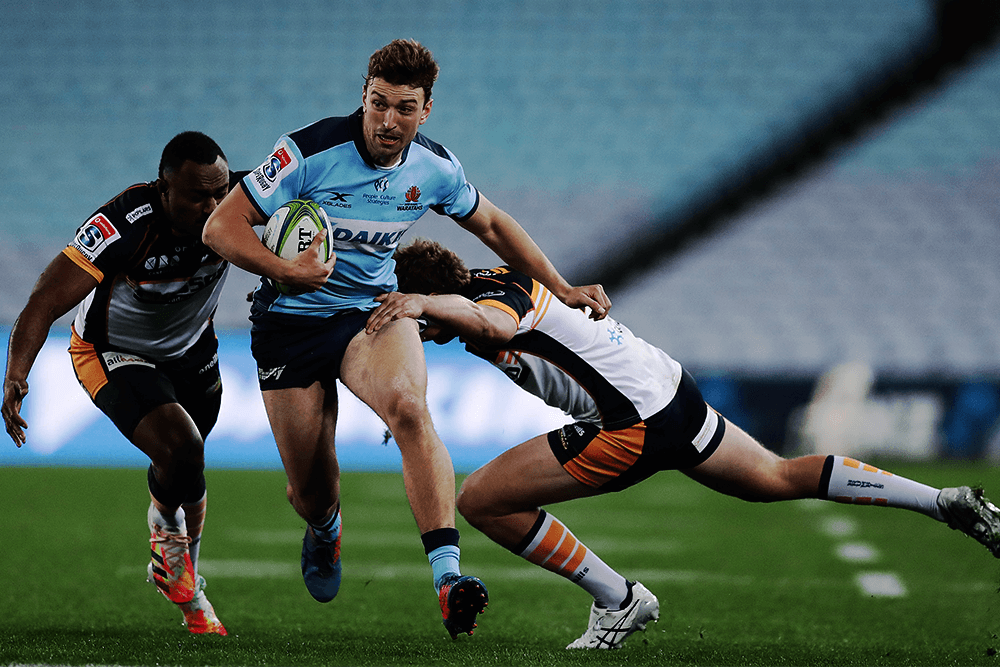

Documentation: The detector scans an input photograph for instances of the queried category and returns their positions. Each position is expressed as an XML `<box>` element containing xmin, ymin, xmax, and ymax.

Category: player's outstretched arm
<box><xmin>457</xmin><ymin>195</ymin><xmax>612</xmax><ymax>320</ymax></box>
<box><xmin>367</xmin><ymin>292</ymin><xmax>517</xmax><ymax>345</ymax></box>
<box><xmin>3</xmin><ymin>254</ymin><xmax>97</xmax><ymax>446</ymax></box>
<box><xmin>203</xmin><ymin>187</ymin><xmax>335</xmax><ymax>291</ymax></box>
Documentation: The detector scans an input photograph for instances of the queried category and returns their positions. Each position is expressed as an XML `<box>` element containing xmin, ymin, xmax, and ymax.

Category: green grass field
<box><xmin>2</xmin><ymin>462</ymin><xmax>1000</xmax><ymax>666</ymax></box>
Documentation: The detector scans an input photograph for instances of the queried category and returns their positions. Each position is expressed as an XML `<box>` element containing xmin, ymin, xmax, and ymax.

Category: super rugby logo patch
<box><xmin>251</xmin><ymin>141</ymin><xmax>298</xmax><ymax>199</ymax></box>
<box><xmin>73</xmin><ymin>213</ymin><xmax>121</xmax><ymax>261</ymax></box>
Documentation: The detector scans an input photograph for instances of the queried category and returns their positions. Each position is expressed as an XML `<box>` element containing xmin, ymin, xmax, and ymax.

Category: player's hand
<box><xmin>282</xmin><ymin>230</ymin><xmax>337</xmax><ymax>292</ymax></box>
<box><xmin>366</xmin><ymin>292</ymin><xmax>427</xmax><ymax>334</ymax></box>
<box><xmin>2</xmin><ymin>378</ymin><xmax>29</xmax><ymax>447</ymax></box>
<box><xmin>563</xmin><ymin>284</ymin><xmax>612</xmax><ymax>320</ymax></box>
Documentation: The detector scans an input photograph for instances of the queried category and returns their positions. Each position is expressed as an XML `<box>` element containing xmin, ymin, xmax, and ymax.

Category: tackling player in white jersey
<box><xmin>367</xmin><ymin>238</ymin><xmax>1000</xmax><ymax>650</ymax></box>
<box><xmin>202</xmin><ymin>39</ymin><xmax>611</xmax><ymax>639</ymax></box>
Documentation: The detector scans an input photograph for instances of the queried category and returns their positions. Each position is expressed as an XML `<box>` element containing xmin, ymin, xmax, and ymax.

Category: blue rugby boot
<box><xmin>301</xmin><ymin>517</ymin><xmax>342</xmax><ymax>602</ymax></box>
<box><xmin>437</xmin><ymin>573</ymin><xmax>489</xmax><ymax>639</ymax></box>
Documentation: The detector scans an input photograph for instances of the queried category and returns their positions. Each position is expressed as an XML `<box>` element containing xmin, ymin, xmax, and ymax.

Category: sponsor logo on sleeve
<box><xmin>72</xmin><ymin>213</ymin><xmax>121</xmax><ymax>261</ymax></box>
<box><xmin>251</xmin><ymin>142</ymin><xmax>299</xmax><ymax>199</ymax></box>
<box><xmin>125</xmin><ymin>203</ymin><xmax>153</xmax><ymax>224</ymax></box>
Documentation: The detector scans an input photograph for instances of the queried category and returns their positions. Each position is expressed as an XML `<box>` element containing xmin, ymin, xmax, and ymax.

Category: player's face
<box><xmin>362</xmin><ymin>78</ymin><xmax>432</xmax><ymax>167</ymax></box>
<box><xmin>159</xmin><ymin>157</ymin><xmax>230</xmax><ymax>238</ymax></box>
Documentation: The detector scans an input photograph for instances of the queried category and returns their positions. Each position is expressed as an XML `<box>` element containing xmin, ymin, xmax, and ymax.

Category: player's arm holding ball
<box><xmin>204</xmin><ymin>186</ymin><xmax>335</xmax><ymax>292</ymax></box>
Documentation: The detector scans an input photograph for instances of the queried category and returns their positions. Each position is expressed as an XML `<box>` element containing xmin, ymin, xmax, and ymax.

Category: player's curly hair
<box><xmin>393</xmin><ymin>238</ymin><xmax>470</xmax><ymax>296</ymax></box>
<box><xmin>159</xmin><ymin>131</ymin><xmax>227</xmax><ymax>179</ymax></box>
<box><xmin>366</xmin><ymin>39</ymin><xmax>439</xmax><ymax>104</ymax></box>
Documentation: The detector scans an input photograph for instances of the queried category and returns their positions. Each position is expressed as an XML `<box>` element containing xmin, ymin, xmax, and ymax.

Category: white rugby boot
<box><xmin>566</xmin><ymin>581</ymin><xmax>659</xmax><ymax>649</ymax></box>
<box><xmin>938</xmin><ymin>486</ymin><xmax>1000</xmax><ymax>557</ymax></box>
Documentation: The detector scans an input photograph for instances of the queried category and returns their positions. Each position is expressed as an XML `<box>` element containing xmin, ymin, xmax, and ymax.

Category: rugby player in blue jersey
<box><xmin>3</xmin><ymin>132</ymin><xmax>236</xmax><ymax>635</ymax></box>
<box><xmin>369</xmin><ymin>238</ymin><xmax>1000</xmax><ymax>649</ymax></box>
<box><xmin>202</xmin><ymin>39</ymin><xmax>611</xmax><ymax>639</ymax></box>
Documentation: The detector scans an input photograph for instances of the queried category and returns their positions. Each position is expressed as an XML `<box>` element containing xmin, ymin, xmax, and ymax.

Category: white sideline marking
<box><xmin>856</xmin><ymin>572</ymin><xmax>907</xmax><ymax>597</ymax></box>
<box><xmin>820</xmin><ymin>516</ymin><xmax>857</xmax><ymax>537</ymax></box>
<box><xmin>226</xmin><ymin>528</ymin><xmax>682</xmax><ymax>553</ymax></box>
<box><xmin>119</xmin><ymin>560</ymin><xmax>823</xmax><ymax>588</ymax></box>
<box><xmin>199</xmin><ymin>559</ymin><xmax>299</xmax><ymax>578</ymax></box>
<box><xmin>118</xmin><ymin>560</ymin><xmax>986</xmax><ymax>594</ymax></box>
<box><xmin>835</xmin><ymin>542</ymin><xmax>878</xmax><ymax>563</ymax></box>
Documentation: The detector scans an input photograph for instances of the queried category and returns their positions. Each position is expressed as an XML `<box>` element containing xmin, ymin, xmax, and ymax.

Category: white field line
<box><xmin>856</xmin><ymin>572</ymin><xmax>908</xmax><ymax>597</ymax></box>
<box><xmin>835</xmin><ymin>542</ymin><xmax>879</xmax><ymax>563</ymax></box>
<box><xmin>225</xmin><ymin>527</ymin><xmax>683</xmax><ymax>553</ymax></box>
<box><xmin>801</xmin><ymin>504</ymin><xmax>909</xmax><ymax>597</ymax></box>
<box><xmin>116</xmin><ymin>558</ymin><xmax>992</xmax><ymax>592</ymax></box>
<box><xmin>118</xmin><ymin>559</ymin><xmax>833</xmax><ymax>587</ymax></box>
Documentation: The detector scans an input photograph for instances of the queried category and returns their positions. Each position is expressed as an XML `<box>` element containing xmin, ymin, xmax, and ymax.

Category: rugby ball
<box><xmin>261</xmin><ymin>199</ymin><xmax>335</xmax><ymax>295</ymax></box>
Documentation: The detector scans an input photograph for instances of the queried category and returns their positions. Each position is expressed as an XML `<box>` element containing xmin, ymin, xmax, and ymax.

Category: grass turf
<box><xmin>2</xmin><ymin>462</ymin><xmax>1000</xmax><ymax>666</ymax></box>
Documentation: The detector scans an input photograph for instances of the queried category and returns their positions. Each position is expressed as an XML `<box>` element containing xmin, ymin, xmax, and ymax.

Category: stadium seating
<box><xmin>3</xmin><ymin>0</ymin><xmax>999</xmax><ymax>378</ymax></box>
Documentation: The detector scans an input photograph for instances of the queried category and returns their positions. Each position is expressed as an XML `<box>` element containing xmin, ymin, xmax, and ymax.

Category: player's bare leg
<box><xmin>685</xmin><ymin>414</ymin><xmax>1000</xmax><ymax>556</ymax></box>
<box><xmin>342</xmin><ymin>318</ymin><xmax>486</xmax><ymax>637</ymax></box>
<box><xmin>132</xmin><ymin>403</ymin><xmax>225</xmax><ymax>634</ymax></box>
<box><xmin>458</xmin><ymin>435</ymin><xmax>658</xmax><ymax>648</ymax></box>
<box><xmin>680</xmin><ymin>416</ymin><xmax>825</xmax><ymax>501</ymax></box>
<box><xmin>263</xmin><ymin>383</ymin><xmax>343</xmax><ymax>602</ymax></box>
<box><xmin>343</xmin><ymin>319</ymin><xmax>454</xmax><ymax>533</ymax></box>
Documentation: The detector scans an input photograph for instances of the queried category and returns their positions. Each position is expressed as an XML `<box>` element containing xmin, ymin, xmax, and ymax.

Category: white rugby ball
<box><xmin>261</xmin><ymin>199</ymin><xmax>335</xmax><ymax>295</ymax></box>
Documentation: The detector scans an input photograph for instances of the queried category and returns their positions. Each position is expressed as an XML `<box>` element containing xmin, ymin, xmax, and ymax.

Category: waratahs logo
<box><xmin>397</xmin><ymin>185</ymin><xmax>423</xmax><ymax>211</ymax></box>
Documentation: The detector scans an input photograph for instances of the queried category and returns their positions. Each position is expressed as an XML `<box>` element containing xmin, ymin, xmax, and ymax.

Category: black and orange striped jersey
<box><xmin>62</xmin><ymin>173</ymin><xmax>241</xmax><ymax>361</ymax></box>
<box><xmin>461</xmin><ymin>267</ymin><xmax>683</xmax><ymax>430</ymax></box>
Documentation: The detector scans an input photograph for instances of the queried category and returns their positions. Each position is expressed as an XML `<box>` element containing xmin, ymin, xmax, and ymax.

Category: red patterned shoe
<box><xmin>178</xmin><ymin>575</ymin><xmax>227</xmax><ymax>636</ymax></box>
<box><xmin>437</xmin><ymin>574</ymin><xmax>488</xmax><ymax>639</ymax></box>
<box><xmin>147</xmin><ymin>502</ymin><xmax>196</xmax><ymax>604</ymax></box>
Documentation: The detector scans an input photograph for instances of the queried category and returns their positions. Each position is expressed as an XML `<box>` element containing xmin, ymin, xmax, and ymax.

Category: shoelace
<box><xmin>307</xmin><ymin>530</ymin><xmax>340</xmax><ymax>575</ymax></box>
<box><xmin>151</xmin><ymin>528</ymin><xmax>192</xmax><ymax>575</ymax></box>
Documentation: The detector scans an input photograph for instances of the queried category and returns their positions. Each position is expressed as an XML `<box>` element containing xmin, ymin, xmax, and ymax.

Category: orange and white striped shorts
<box><xmin>546</xmin><ymin>369</ymin><xmax>724</xmax><ymax>491</ymax></box>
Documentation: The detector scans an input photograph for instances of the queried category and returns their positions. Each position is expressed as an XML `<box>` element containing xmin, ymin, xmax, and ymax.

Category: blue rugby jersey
<box><xmin>242</xmin><ymin>108</ymin><xmax>480</xmax><ymax>315</ymax></box>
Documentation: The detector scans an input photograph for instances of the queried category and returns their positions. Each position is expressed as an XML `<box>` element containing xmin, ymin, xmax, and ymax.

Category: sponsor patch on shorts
<box><xmin>102</xmin><ymin>351</ymin><xmax>155</xmax><ymax>372</ymax></box>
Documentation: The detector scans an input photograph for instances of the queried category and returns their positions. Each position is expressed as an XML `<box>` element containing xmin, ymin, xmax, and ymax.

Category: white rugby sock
<box><xmin>182</xmin><ymin>492</ymin><xmax>207</xmax><ymax>575</ymax></box>
<box><xmin>820</xmin><ymin>455</ymin><xmax>945</xmax><ymax>521</ymax></box>
<box><xmin>517</xmin><ymin>510</ymin><xmax>629</xmax><ymax>609</ymax></box>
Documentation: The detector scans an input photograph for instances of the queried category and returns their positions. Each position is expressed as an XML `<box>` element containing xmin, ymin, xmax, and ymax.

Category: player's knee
<box><xmin>136</xmin><ymin>408</ymin><xmax>206</xmax><ymax>470</ymax></box>
<box><xmin>456</xmin><ymin>477</ymin><xmax>485</xmax><ymax>525</ymax></box>
<box><xmin>456</xmin><ymin>471</ymin><xmax>502</xmax><ymax>527</ymax></box>
<box><xmin>381</xmin><ymin>390</ymin><xmax>433</xmax><ymax>441</ymax></box>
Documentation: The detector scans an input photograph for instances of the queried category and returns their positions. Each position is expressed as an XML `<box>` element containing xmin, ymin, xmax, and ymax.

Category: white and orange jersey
<box><xmin>463</xmin><ymin>267</ymin><xmax>683</xmax><ymax>430</ymax></box>
<box><xmin>63</xmin><ymin>175</ymin><xmax>241</xmax><ymax>361</ymax></box>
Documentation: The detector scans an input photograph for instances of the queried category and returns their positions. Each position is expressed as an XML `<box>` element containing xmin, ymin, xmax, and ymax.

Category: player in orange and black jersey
<box><xmin>367</xmin><ymin>238</ymin><xmax>1000</xmax><ymax>650</ymax></box>
<box><xmin>2</xmin><ymin>131</ymin><xmax>244</xmax><ymax>636</ymax></box>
